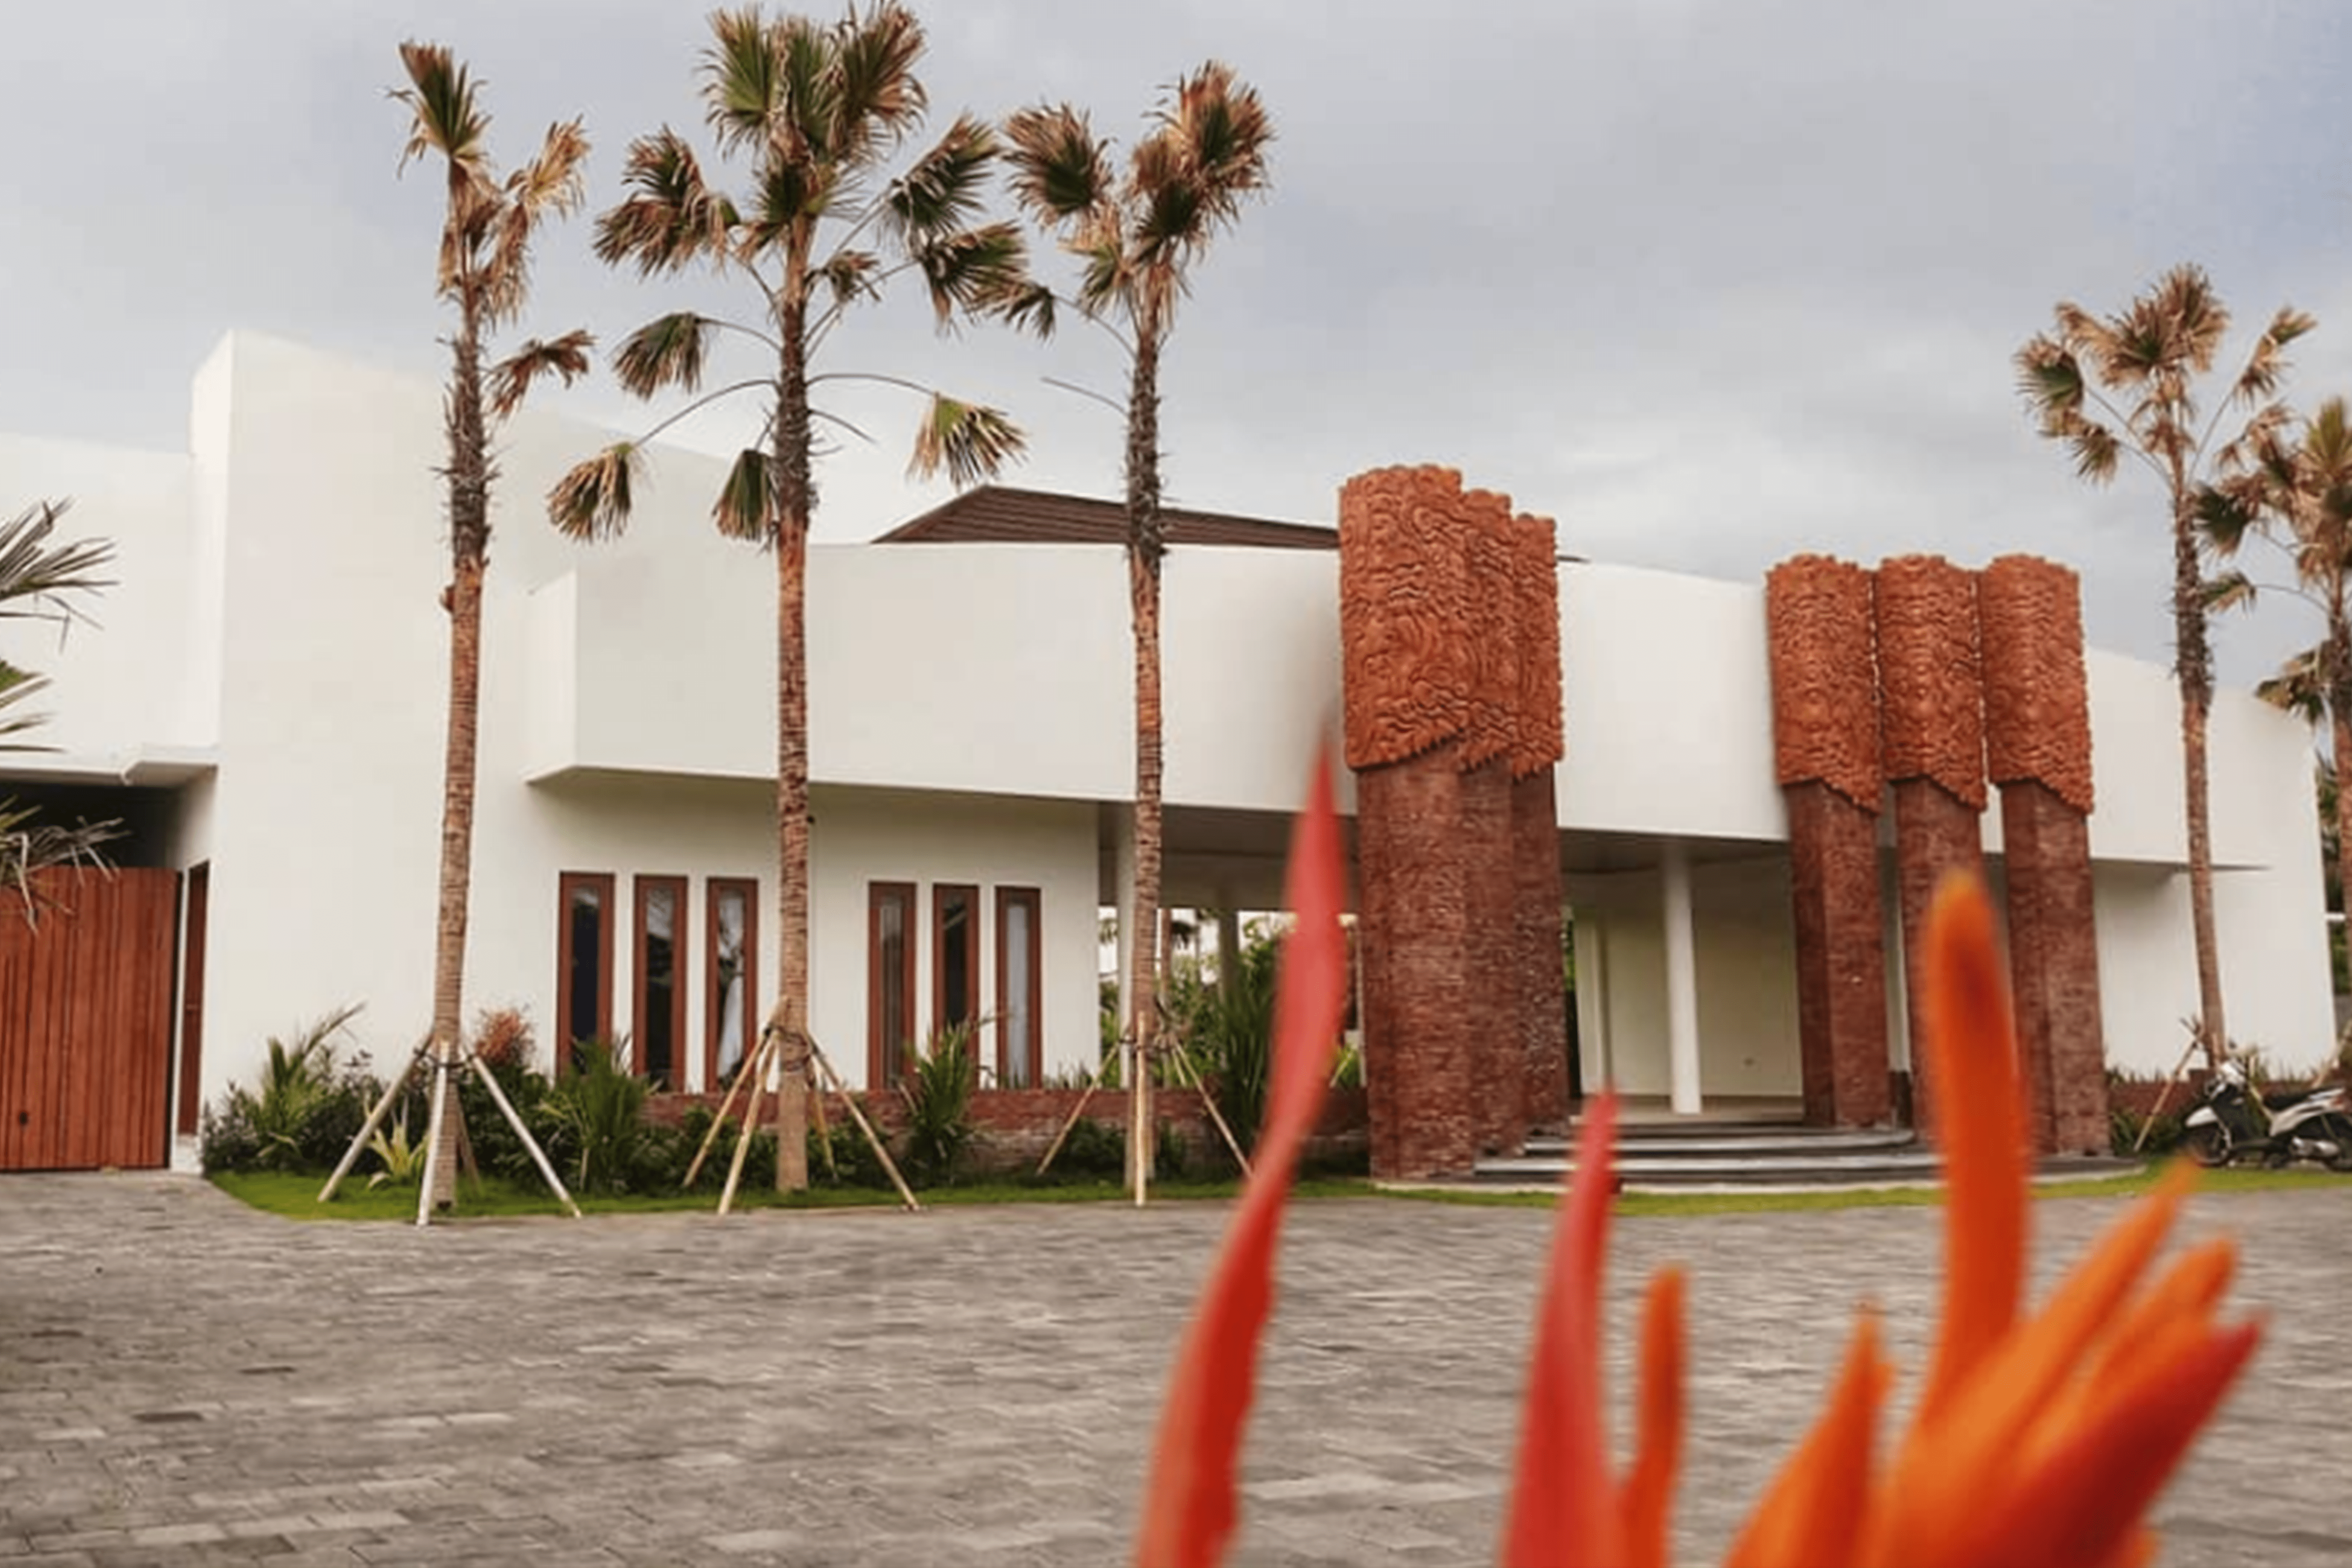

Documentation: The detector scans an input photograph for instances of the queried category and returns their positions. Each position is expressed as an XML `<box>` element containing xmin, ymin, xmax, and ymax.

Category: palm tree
<box><xmin>2199</xmin><ymin>395</ymin><xmax>2352</xmax><ymax>974</ymax></box>
<box><xmin>549</xmin><ymin>3</ymin><xmax>1040</xmax><ymax>1191</ymax></box>
<box><xmin>394</xmin><ymin>42</ymin><xmax>594</xmax><ymax>1207</ymax></box>
<box><xmin>0</xmin><ymin>499</ymin><xmax>118</xmax><ymax>903</ymax></box>
<box><xmin>2015</xmin><ymin>265</ymin><xmax>2313</xmax><ymax>1064</ymax></box>
<box><xmin>1002</xmin><ymin>64</ymin><xmax>1274</xmax><ymax>1200</ymax></box>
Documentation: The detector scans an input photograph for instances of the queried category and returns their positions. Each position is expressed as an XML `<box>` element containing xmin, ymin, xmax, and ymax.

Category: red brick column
<box><xmin>1512</xmin><ymin>513</ymin><xmax>1569</xmax><ymax>1132</ymax></box>
<box><xmin>1341</xmin><ymin>466</ymin><xmax>1479</xmax><ymax>1178</ymax></box>
<box><xmin>1460</xmin><ymin>490</ymin><xmax>1524</xmax><ymax>1155</ymax></box>
<box><xmin>1980</xmin><ymin>556</ymin><xmax>2107</xmax><ymax>1155</ymax></box>
<box><xmin>1767</xmin><ymin>556</ymin><xmax>1892</xmax><ymax>1127</ymax></box>
<box><xmin>1873</xmin><ymin>556</ymin><xmax>1987</xmax><ymax>1140</ymax></box>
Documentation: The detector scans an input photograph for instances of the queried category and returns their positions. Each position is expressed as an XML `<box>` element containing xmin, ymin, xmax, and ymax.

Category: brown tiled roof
<box><xmin>876</xmin><ymin>485</ymin><xmax>1337</xmax><ymax>550</ymax></box>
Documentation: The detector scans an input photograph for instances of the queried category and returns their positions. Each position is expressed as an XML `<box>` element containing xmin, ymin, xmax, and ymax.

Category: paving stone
<box><xmin>0</xmin><ymin>1172</ymin><xmax>2346</xmax><ymax>1564</ymax></box>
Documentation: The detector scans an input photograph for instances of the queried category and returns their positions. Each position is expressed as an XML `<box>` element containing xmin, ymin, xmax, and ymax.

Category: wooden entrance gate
<box><xmin>0</xmin><ymin>867</ymin><xmax>180</xmax><ymax>1171</ymax></box>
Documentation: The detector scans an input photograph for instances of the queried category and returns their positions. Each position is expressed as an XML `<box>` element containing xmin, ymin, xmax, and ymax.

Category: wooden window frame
<box><xmin>632</xmin><ymin>874</ymin><xmax>687</xmax><ymax>1089</ymax></box>
<box><xmin>705</xmin><ymin>877</ymin><xmax>760</xmax><ymax>1092</ymax></box>
<box><xmin>867</xmin><ymin>881</ymin><xmax>917</xmax><ymax>1090</ymax></box>
<box><xmin>932</xmin><ymin>883</ymin><xmax>980</xmax><ymax>1045</ymax></box>
<box><xmin>995</xmin><ymin>886</ymin><xmax>1043</xmax><ymax>1089</ymax></box>
<box><xmin>556</xmin><ymin>872</ymin><xmax>616</xmax><ymax>1072</ymax></box>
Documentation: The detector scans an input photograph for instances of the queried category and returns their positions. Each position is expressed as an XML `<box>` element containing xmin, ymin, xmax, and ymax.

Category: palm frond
<box><xmin>479</xmin><ymin>118</ymin><xmax>592</xmax><ymax>325</ymax></box>
<box><xmin>0</xmin><ymin>501</ymin><xmax>113</xmax><ymax>625</ymax></box>
<box><xmin>393</xmin><ymin>40</ymin><xmax>488</xmax><ymax>173</ymax></box>
<box><xmin>2051</xmin><ymin>411</ymin><xmax>2120</xmax><ymax>484</ymax></box>
<box><xmin>702</xmin><ymin>7</ymin><xmax>786</xmax><ymax>150</ymax></box>
<box><xmin>1003</xmin><ymin>103</ymin><xmax>1115</xmax><ymax>232</ymax></box>
<box><xmin>595</xmin><ymin>129</ymin><xmax>736</xmax><ymax>278</ymax></box>
<box><xmin>713</xmin><ymin>448</ymin><xmax>774</xmax><ymax>542</ymax></box>
<box><xmin>2192</xmin><ymin>479</ymin><xmax>2264</xmax><ymax>555</ymax></box>
<box><xmin>2200</xmin><ymin>569</ymin><xmax>2258</xmax><ymax>615</ymax></box>
<box><xmin>742</xmin><ymin>155</ymin><xmax>833</xmax><ymax>255</ymax></box>
<box><xmin>991</xmin><ymin>280</ymin><xmax>1058</xmax><ymax>338</ymax></box>
<box><xmin>885</xmin><ymin>113</ymin><xmax>1000</xmax><ymax>247</ymax></box>
<box><xmin>2258</xmin><ymin>646</ymin><xmax>2327</xmax><ymax>722</ymax></box>
<box><xmin>909</xmin><ymin>222</ymin><xmax>1030</xmax><ymax>328</ymax></box>
<box><xmin>775</xmin><ymin>13</ymin><xmax>838</xmax><ymax>157</ymax></box>
<box><xmin>2152</xmin><ymin>262</ymin><xmax>2230</xmax><ymax>377</ymax></box>
<box><xmin>0</xmin><ymin>799</ymin><xmax>120</xmax><ymax>914</ymax></box>
<box><xmin>907</xmin><ymin>395</ymin><xmax>1027</xmax><ymax>489</ymax></box>
<box><xmin>0</xmin><ymin>664</ymin><xmax>54</xmax><ymax>751</ymax></box>
<box><xmin>829</xmin><ymin>0</ymin><xmax>929</xmax><ymax>159</ymax></box>
<box><xmin>548</xmin><ymin>443</ymin><xmax>643</xmax><ymax>541</ymax></box>
<box><xmin>2212</xmin><ymin>398</ymin><xmax>2293</xmax><ymax>481</ymax></box>
<box><xmin>817</xmin><ymin>247</ymin><xmax>882</xmax><ymax>308</ymax></box>
<box><xmin>612</xmin><ymin>312</ymin><xmax>722</xmax><ymax>400</ymax></box>
<box><xmin>2013</xmin><ymin>335</ymin><xmax>2084</xmax><ymax>417</ymax></box>
<box><xmin>2230</xmin><ymin>305</ymin><xmax>2317</xmax><ymax>408</ymax></box>
<box><xmin>1161</xmin><ymin>60</ymin><xmax>1274</xmax><ymax>221</ymax></box>
<box><xmin>488</xmin><ymin>329</ymin><xmax>594</xmax><ymax>420</ymax></box>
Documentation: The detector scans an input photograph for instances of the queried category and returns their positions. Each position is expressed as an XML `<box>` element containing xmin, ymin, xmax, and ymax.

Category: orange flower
<box><xmin>1137</xmin><ymin>767</ymin><xmax>2259</xmax><ymax>1568</ymax></box>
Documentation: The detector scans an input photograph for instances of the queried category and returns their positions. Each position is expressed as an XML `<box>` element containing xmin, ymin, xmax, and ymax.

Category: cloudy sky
<box><xmin>5</xmin><ymin>0</ymin><xmax>2351</xmax><ymax>689</ymax></box>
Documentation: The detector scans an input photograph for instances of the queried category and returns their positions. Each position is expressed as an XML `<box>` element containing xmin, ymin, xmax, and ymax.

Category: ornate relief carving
<box><xmin>1458</xmin><ymin>490</ymin><xmax>1520</xmax><ymax>772</ymax></box>
<box><xmin>1978</xmin><ymin>555</ymin><xmax>2094</xmax><ymax>814</ymax></box>
<box><xmin>1338</xmin><ymin>466</ymin><xmax>1471</xmax><ymax>770</ymax></box>
<box><xmin>1765</xmin><ymin>555</ymin><xmax>1883</xmax><ymax>812</ymax></box>
<box><xmin>1510</xmin><ymin>512</ymin><xmax>1564</xmax><ymax>776</ymax></box>
<box><xmin>1873</xmin><ymin>554</ymin><xmax>1987</xmax><ymax>808</ymax></box>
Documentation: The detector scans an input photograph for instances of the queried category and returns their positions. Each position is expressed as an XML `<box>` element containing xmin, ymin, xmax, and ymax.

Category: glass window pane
<box><xmin>1005</xmin><ymin>898</ymin><xmax>1034</xmax><ymax>1088</ymax></box>
<box><xmin>640</xmin><ymin>883</ymin><xmax>677</xmax><ymax>1086</ymax></box>
<box><xmin>567</xmin><ymin>881</ymin><xmax>604</xmax><ymax>1071</ymax></box>
<box><xmin>715</xmin><ymin>887</ymin><xmax>748</xmax><ymax>1082</ymax></box>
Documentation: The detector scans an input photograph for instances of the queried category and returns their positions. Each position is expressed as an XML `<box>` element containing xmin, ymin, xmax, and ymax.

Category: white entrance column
<box><xmin>1662</xmin><ymin>842</ymin><xmax>1702</xmax><ymax>1115</ymax></box>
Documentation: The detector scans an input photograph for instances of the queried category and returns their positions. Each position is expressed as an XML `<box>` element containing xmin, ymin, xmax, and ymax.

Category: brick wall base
<box><xmin>1889</xmin><ymin>778</ymin><xmax>1984</xmax><ymax>1142</ymax></box>
<box><xmin>2000</xmin><ymin>780</ymin><xmax>2109</xmax><ymax>1154</ymax></box>
<box><xmin>1785</xmin><ymin>781</ymin><xmax>1893</xmax><ymax>1127</ymax></box>
<box><xmin>647</xmin><ymin>1085</ymin><xmax>1373</xmax><ymax>1179</ymax></box>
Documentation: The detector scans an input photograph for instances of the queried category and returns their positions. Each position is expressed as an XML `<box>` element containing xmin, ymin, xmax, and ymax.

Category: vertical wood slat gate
<box><xmin>0</xmin><ymin>867</ymin><xmax>180</xmax><ymax>1171</ymax></box>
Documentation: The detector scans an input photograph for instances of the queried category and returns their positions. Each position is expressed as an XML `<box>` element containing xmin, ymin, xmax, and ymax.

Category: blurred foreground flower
<box><xmin>1137</xmin><ymin>748</ymin><xmax>2259</xmax><ymax>1568</ymax></box>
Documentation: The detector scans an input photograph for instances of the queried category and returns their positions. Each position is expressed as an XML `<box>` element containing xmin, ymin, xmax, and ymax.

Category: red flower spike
<box><xmin>1132</xmin><ymin>745</ymin><xmax>1346</xmax><ymax>1568</ymax></box>
<box><xmin>1620</xmin><ymin>1269</ymin><xmax>1686</xmax><ymax>1568</ymax></box>
<box><xmin>1502</xmin><ymin>1091</ymin><xmax>1626</xmax><ymax>1568</ymax></box>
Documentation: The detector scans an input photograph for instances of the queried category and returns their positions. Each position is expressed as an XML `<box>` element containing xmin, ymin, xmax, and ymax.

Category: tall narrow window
<box><xmin>633</xmin><ymin>875</ymin><xmax>686</xmax><ymax>1088</ymax></box>
<box><xmin>934</xmin><ymin>884</ymin><xmax>979</xmax><ymax>1046</ymax></box>
<box><xmin>706</xmin><ymin>878</ymin><xmax>759</xmax><ymax>1089</ymax></box>
<box><xmin>868</xmin><ymin>882</ymin><xmax>916</xmax><ymax>1090</ymax></box>
<box><xmin>557</xmin><ymin>872</ymin><xmax>615</xmax><ymax>1074</ymax></box>
<box><xmin>996</xmin><ymin>887</ymin><xmax>1042</xmax><ymax>1089</ymax></box>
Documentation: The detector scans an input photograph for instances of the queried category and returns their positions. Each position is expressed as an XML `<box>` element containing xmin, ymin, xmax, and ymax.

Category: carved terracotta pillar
<box><xmin>1979</xmin><ymin>556</ymin><xmax>2107</xmax><ymax>1155</ymax></box>
<box><xmin>1873</xmin><ymin>556</ymin><xmax>1987</xmax><ymax>1140</ymax></box>
<box><xmin>1341</xmin><ymin>466</ymin><xmax>1478</xmax><ymax>1178</ymax></box>
<box><xmin>1512</xmin><ymin>513</ymin><xmax>1570</xmax><ymax>1134</ymax></box>
<box><xmin>1766</xmin><ymin>556</ymin><xmax>1893</xmax><ymax>1127</ymax></box>
<box><xmin>1458</xmin><ymin>490</ymin><xmax>1524</xmax><ymax>1155</ymax></box>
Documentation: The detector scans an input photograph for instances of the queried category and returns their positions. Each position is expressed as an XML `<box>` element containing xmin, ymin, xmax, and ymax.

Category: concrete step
<box><xmin>1473</xmin><ymin>1143</ymin><xmax>2140</xmax><ymax>1191</ymax></box>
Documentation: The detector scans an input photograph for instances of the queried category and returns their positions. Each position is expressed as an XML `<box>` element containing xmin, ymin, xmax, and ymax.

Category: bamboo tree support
<box><xmin>716</xmin><ymin>1031</ymin><xmax>778</xmax><ymax>1217</ymax></box>
<box><xmin>683</xmin><ymin>1040</ymin><xmax>765</xmax><ymax>1191</ymax></box>
<box><xmin>2134</xmin><ymin>1020</ymin><xmax>2208</xmax><ymax>1155</ymax></box>
<box><xmin>806</xmin><ymin>1033</ymin><xmax>921</xmax><ymax>1212</ymax></box>
<box><xmin>1167</xmin><ymin>1040</ymin><xmax>1252</xmax><ymax>1178</ymax></box>
<box><xmin>1035</xmin><ymin>1043</ymin><xmax>1114</xmax><ymax>1176</ymax></box>
<box><xmin>319</xmin><ymin>1037</ymin><xmax>578</xmax><ymax>1220</ymax></box>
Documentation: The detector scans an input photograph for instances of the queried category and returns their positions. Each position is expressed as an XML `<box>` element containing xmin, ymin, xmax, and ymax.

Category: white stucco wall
<box><xmin>1570</xmin><ymin>857</ymin><xmax>1804</xmax><ymax>1098</ymax></box>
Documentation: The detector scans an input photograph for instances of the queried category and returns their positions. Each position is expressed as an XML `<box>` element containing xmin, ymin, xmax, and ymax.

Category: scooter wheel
<box><xmin>2185</xmin><ymin>1125</ymin><xmax>2230</xmax><ymax>1168</ymax></box>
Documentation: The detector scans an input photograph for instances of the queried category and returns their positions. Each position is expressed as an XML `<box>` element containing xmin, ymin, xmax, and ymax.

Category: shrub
<box><xmin>898</xmin><ymin>1023</ymin><xmax>978</xmax><ymax>1185</ymax></box>
<box><xmin>1181</xmin><ymin>931</ymin><xmax>1278</xmax><ymax>1154</ymax></box>
<box><xmin>201</xmin><ymin>1004</ymin><xmax>374</xmax><ymax>1174</ymax></box>
<box><xmin>533</xmin><ymin>1039</ymin><xmax>649</xmax><ymax>1194</ymax></box>
<box><xmin>1054</xmin><ymin>1115</ymin><xmax>1127</xmax><ymax>1179</ymax></box>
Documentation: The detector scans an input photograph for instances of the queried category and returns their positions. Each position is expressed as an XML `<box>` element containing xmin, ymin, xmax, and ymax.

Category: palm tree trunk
<box><xmin>769</xmin><ymin>282</ymin><xmax>813</xmax><ymax>1193</ymax></box>
<box><xmin>2329</xmin><ymin>633</ymin><xmax>2352</xmax><ymax>982</ymax></box>
<box><xmin>2172</xmin><ymin>506</ymin><xmax>2227</xmax><ymax>1063</ymax></box>
<box><xmin>1126</xmin><ymin>328</ymin><xmax>1164</xmax><ymax>1201</ymax></box>
<box><xmin>427</xmin><ymin>307</ymin><xmax>490</xmax><ymax>1208</ymax></box>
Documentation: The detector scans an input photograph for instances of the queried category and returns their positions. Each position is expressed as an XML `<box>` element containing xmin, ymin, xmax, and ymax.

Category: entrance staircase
<box><xmin>1474</xmin><ymin>1112</ymin><xmax>2136</xmax><ymax>1191</ymax></box>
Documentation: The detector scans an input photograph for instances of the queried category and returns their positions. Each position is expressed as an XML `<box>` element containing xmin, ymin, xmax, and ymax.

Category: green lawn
<box><xmin>211</xmin><ymin>1161</ymin><xmax>2352</xmax><ymax>1225</ymax></box>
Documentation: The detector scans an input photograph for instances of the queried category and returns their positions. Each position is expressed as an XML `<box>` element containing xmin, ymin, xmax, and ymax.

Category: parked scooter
<box><xmin>2182</xmin><ymin>1058</ymin><xmax>2352</xmax><ymax>1170</ymax></box>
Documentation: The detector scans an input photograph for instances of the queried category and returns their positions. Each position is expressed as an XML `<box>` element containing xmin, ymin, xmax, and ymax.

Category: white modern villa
<box><xmin>0</xmin><ymin>332</ymin><xmax>2333</xmax><ymax>1172</ymax></box>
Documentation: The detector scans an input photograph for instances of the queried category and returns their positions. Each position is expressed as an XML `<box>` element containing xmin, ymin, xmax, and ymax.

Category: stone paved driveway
<box><xmin>2</xmin><ymin>1174</ymin><xmax>2348</xmax><ymax>1566</ymax></box>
